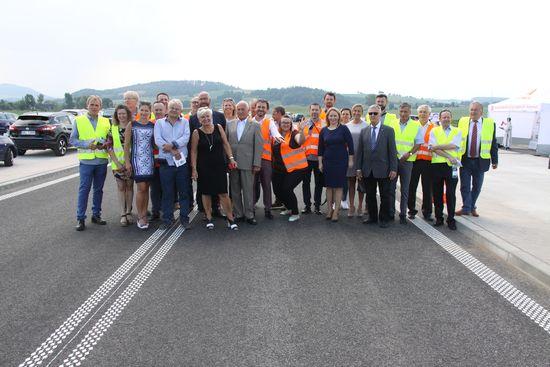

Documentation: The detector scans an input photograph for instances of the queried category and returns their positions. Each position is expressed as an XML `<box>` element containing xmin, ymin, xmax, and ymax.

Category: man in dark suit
<box><xmin>456</xmin><ymin>101</ymin><xmax>498</xmax><ymax>217</ymax></box>
<box><xmin>189</xmin><ymin>91</ymin><xmax>227</xmax><ymax>215</ymax></box>
<box><xmin>355</xmin><ymin>104</ymin><xmax>398</xmax><ymax>228</ymax></box>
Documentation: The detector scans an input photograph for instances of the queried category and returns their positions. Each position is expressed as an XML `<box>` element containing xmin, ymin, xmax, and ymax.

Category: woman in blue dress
<box><xmin>124</xmin><ymin>102</ymin><xmax>155</xmax><ymax>230</ymax></box>
<box><xmin>318</xmin><ymin>107</ymin><xmax>354</xmax><ymax>222</ymax></box>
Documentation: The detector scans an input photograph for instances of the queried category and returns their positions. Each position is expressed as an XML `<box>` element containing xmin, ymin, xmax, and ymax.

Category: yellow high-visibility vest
<box><xmin>431</xmin><ymin>126</ymin><xmax>460</xmax><ymax>166</ymax></box>
<box><xmin>457</xmin><ymin>117</ymin><xmax>495</xmax><ymax>159</ymax></box>
<box><xmin>389</xmin><ymin>119</ymin><xmax>421</xmax><ymax>162</ymax></box>
<box><xmin>75</xmin><ymin>115</ymin><xmax>110</xmax><ymax>160</ymax></box>
<box><xmin>110</xmin><ymin>125</ymin><xmax>125</xmax><ymax>170</ymax></box>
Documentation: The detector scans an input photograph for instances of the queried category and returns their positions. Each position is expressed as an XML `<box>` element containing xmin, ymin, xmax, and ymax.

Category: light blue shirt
<box><xmin>154</xmin><ymin>117</ymin><xmax>190</xmax><ymax>166</ymax></box>
<box><xmin>429</xmin><ymin>125</ymin><xmax>462</xmax><ymax>150</ymax></box>
<box><xmin>69</xmin><ymin>113</ymin><xmax>109</xmax><ymax>165</ymax></box>
<box><xmin>236</xmin><ymin>118</ymin><xmax>247</xmax><ymax>141</ymax></box>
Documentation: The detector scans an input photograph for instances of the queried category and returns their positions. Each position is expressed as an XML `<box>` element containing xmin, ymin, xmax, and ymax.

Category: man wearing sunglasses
<box><xmin>355</xmin><ymin>105</ymin><xmax>398</xmax><ymax>228</ymax></box>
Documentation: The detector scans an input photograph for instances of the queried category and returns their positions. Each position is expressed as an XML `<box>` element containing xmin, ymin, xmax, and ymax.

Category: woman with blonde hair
<box><xmin>222</xmin><ymin>98</ymin><xmax>237</xmax><ymax>121</ymax></box>
<box><xmin>318</xmin><ymin>107</ymin><xmax>354</xmax><ymax>221</ymax></box>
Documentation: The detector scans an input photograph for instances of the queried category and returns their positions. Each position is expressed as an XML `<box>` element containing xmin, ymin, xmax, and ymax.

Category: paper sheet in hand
<box><xmin>174</xmin><ymin>154</ymin><xmax>186</xmax><ymax>167</ymax></box>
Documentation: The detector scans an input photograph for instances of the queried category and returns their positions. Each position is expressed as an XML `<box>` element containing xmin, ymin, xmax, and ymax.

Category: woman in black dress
<box><xmin>190</xmin><ymin>107</ymin><xmax>238</xmax><ymax>230</ymax></box>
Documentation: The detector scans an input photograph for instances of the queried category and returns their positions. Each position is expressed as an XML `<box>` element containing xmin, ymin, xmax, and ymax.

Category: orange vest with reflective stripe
<box><xmin>303</xmin><ymin>120</ymin><xmax>322</xmax><ymax>157</ymax></box>
<box><xmin>416</xmin><ymin>123</ymin><xmax>435</xmax><ymax>161</ymax></box>
<box><xmin>281</xmin><ymin>132</ymin><xmax>308</xmax><ymax>172</ymax></box>
<box><xmin>259</xmin><ymin>118</ymin><xmax>272</xmax><ymax>161</ymax></box>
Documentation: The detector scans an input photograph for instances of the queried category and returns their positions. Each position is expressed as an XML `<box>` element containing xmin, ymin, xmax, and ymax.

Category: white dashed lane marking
<box><xmin>409</xmin><ymin>214</ymin><xmax>550</xmax><ymax>334</ymax></box>
<box><xmin>18</xmin><ymin>228</ymin><xmax>166</xmax><ymax>367</ymax></box>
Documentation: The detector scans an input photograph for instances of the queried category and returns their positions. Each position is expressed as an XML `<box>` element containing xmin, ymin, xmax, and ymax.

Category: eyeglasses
<box><xmin>368</xmin><ymin>112</ymin><xmax>379</xmax><ymax>116</ymax></box>
<box><xmin>223</xmin><ymin>98</ymin><xmax>235</xmax><ymax>102</ymax></box>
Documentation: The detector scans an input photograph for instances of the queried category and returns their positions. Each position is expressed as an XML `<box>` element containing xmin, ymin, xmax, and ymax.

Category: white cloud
<box><xmin>1</xmin><ymin>0</ymin><xmax>547</xmax><ymax>100</ymax></box>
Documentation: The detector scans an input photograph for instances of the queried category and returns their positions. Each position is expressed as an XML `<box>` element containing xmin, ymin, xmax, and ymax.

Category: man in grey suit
<box><xmin>226</xmin><ymin>101</ymin><xmax>263</xmax><ymax>225</ymax></box>
<box><xmin>355</xmin><ymin>105</ymin><xmax>398</xmax><ymax>228</ymax></box>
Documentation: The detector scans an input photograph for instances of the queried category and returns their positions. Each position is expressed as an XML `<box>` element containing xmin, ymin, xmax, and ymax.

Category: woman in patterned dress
<box><xmin>124</xmin><ymin>102</ymin><xmax>155</xmax><ymax>230</ymax></box>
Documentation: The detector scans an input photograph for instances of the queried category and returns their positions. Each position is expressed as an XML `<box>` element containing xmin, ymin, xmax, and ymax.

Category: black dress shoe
<box><xmin>149</xmin><ymin>212</ymin><xmax>161</xmax><ymax>221</ymax></box>
<box><xmin>235</xmin><ymin>216</ymin><xmax>245</xmax><ymax>223</ymax></box>
<box><xmin>433</xmin><ymin>219</ymin><xmax>444</xmax><ymax>227</ymax></box>
<box><xmin>301</xmin><ymin>207</ymin><xmax>312</xmax><ymax>214</ymax></box>
<box><xmin>408</xmin><ymin>213</ymin><xmax>416</xmax><ymax>219</ymax></box>
<box><xmin>399</xmin><ymin>216</ymin><xmax>407</xmax><ymax>225</ymax></box>
<box><xmin>314</xmin><ymin>207</ymin><xmax>322</xmax><ymax>215</ymax></box>
<box><xmin>363</xmin><ymin>218</ymin><xmax>378</xmax><ymax>224</ymax></box>
<box><xmin>75</xmin><ymin>220</ymin><xmax>85</xmax><ymax>231</ymax></box>
<box><xmin>264</xmin><ymin>211</ymin><xmax>273</xmax><ymax>219</ymax></box>
<box><xmin>448</xmin><ymin>221</ymin><xmax>457</xmax><ymax>230</ymax></box>
<box><xmin>91</xmin><ymin>216</ymin><xmax>107</xmax><ymax>225</ymax></box>
<box><xmin>246</xmin><ymin>218</ymin><xmax>258</xmax><ymax>225</ymax></box>
<box><xmin>379</xmin><ymin>221</ymin><xmax>389</xmax><ymax>228</ymax></box>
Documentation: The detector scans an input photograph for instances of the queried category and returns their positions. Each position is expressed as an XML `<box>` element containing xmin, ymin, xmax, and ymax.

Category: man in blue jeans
<box><xmin>69</xmin><ymin>95</ymin><xmax>111</xmax><ymax>231</ymax></box>
<box><xmin>154</xmin><ymin>98</ymin><xmax>192</xmax><ymax>229</ymax></box>
<box><xmin>456</xmin><ymin>102</ymin><xmax>498</xmax><ymax>217</ymax></box>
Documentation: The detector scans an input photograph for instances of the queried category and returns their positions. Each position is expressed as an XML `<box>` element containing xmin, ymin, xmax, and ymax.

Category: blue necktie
<box><xmin>371</xmin><ymin>126</ymin><xmax>377</xmax><ymax>151</ymax></box>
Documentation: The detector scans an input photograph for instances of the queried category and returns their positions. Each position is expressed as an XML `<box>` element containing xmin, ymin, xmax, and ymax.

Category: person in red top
<box><xmin>407</xmin><ymin>104</ymin><xmax>435</xmax><ymax>220</ymax></box>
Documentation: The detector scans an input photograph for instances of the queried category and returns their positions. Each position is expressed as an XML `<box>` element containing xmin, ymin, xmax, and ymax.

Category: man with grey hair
<box><xmin>123</xmin><ymin>90</ymin><xmax>140</xmax><ymax>120</ymax></box>
<box><xmin>355</xmin><ymin>104</ymin><xmax>398</xmax><ymax>228</ymax></box>
<box><xmin>70</xmin><ymin>95</ymin><xmax>111</xmax><ymax>231</ymax></box>
<box><xmin>154</xmin><ymin>98</ymin><xmax>192</xmax><ymax>229</ymax></box>
<box><xmin>456</xmin><ymin>101</ymin><xmax>498</xmax><ymax>217</ymax></box>
<box><xmin>226</xmin><ymin>101</ymin><xmax>263</xmax><ymax>224</ymax></box>
<box><xmin>189</xmin><ymin>91</ymin><xmax>227</xmax><ymax>216</ymax></box>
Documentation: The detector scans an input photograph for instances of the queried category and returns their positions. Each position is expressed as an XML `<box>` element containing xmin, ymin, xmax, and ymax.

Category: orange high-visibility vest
<box><xmin>280</xmin><ymin>131</ymin><xmax>308</xmax><ymax>172</ymax></box>
<box><xmin>259</xmin><ymin>118</ymin><xmax>272</xmax><ymax>161</ymax></box>
<box><xmin>303</xmin><ymin>120</ymin><xmax>322</xmax><ymax>157</ymax></box>
<box><xmin>416</xmin><ymin>123</ymin><xmax>435</xmax><ymax>161</ymax></box>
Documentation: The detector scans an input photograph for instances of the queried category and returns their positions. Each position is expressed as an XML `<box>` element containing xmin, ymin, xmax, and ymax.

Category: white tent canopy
<box><xmin>488</xmin><ymin>90</ymin><xmax>550</xmax><ymax>155</ymax></box>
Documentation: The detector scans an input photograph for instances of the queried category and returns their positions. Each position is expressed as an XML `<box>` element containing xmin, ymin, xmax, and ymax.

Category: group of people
<box><xmin>71</xmin><ymin>90</ymin><xmax>498</xmax><ymax>232</ymax></box>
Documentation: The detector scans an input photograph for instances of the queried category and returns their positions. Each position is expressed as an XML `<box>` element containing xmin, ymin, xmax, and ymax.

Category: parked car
<box><xmin>9</xmin><ymin>112</ymin><xmax>74</xmax><ymax>156</ymax></box>
<box><xmin>0</xmin><ymin>112</ymin><xmax>18</xmax><ymax>135</ymax></box>
<box><xmin>0</xmin><ymin>134</ymin><xmax>17</xmax><ymax>166</ymax></box>
<box><xmin>101</xmin><ymin>108</ymin><xmax>116</xmax><ymax>121</ymax></box>
<box><xmin>62</xmin><ymin>109</ymin><xmax>87</xmax><ymax>117</ymax></box>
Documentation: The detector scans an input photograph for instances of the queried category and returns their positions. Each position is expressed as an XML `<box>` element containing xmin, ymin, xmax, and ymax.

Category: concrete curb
<box><xmin>0</xmin><ymin>164</ymin><xmax>79</xmax><ymax>192</ymax></box>
<box><xmin>411</xmin><ymin>193</ymin><xmax>550</xmax><ymax>287</ymax></box>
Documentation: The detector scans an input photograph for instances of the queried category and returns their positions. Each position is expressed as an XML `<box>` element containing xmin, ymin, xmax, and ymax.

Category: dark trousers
<box><xmin>159</xmin><ymin>163</ymin><xmax>190</xmax><ymax>225</ymax></box>
<box><xmin>254</xmin><ymin>159</ymin><xmax>273</xmax><ymax>211</ymax></box>
<box><xmin>272</xmin><ymin>170</ymin><xmax>305</xmax><ymax>215</ymax></box>
<box><xmin>432</xmin><ymin>163</ymin><xmax>458</xmax><ymax>223</ymax></box>
<box><xmin>365</xmin><ymin>173</ymin><xmax>391</xmax><ymax>223</ymax></box>
<box><xmin>408</xmin><ymin>159</ymin><xmax>433</xmax><ymax>217</ymax></box>
<box><xmin>150</xmin><ymin>166</ymin><xmax>162</xmax><ymax>214</ymax></box>
<box><xmin>302</xmin><ymin>160</ymin><xmax>323</xmax><ymax>209</ymax></box>
<box><xmin>459</xmin><ymin>157</ymin><xmax>485</xmax><ymax>213</ymax></box>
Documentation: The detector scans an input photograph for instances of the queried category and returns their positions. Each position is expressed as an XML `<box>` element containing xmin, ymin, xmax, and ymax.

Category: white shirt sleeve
<box><xmin>451</xmin><ymin>131</ymin><xmax>462</xmax><ymax>150</ymax></box>
<box><xmin>269</xmin><ymin>119</ymin><xmax>282</xmax><ymax>139</ymax></box>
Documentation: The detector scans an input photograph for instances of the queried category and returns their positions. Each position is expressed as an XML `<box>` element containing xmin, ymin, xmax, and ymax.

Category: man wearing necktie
<box><xmin>355</xmin><ymin>105</ymin><xmax>398</xmax><ymax>228</ymax></box>
<box><xmin>456</xmin><ymin>101</ymin><xmax>498</xmax><ymax>217</ymax></box>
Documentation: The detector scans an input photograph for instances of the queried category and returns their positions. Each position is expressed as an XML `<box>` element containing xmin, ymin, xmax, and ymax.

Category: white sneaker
<box><xmin>288</xmin><ymin>214</ymin><xmax>300</xmax><ymax>222</ymax></box>
<box><xmin>280</xmin><ymin>210</ymin><xmax>291</xmax><ymax>216</ymax></box>
<box><xmin>341</xmin><ymin>200</ymin><xmax>349</xmax><ymax>209</ymax></box>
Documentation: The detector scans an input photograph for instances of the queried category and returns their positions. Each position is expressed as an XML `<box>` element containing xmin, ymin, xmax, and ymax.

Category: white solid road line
<box><xmin>0</xmin><ymin>164</ymin><xmax>79</xmax><ymax>188</ymax></box>
<box><xmin>0</xmin><ymin>173</ymin><xmax>80</xmax><ymax>202</ymax></box>
<box><xmin>19</xmin><ymin>227</ymin><xmax>169</xmax><ymax>367</ymax></box>
<box><xmin>59</xmin><ymin>214</ymin><xmax>197</xmax><ymax>367</ymax></box>
<box><xmin>399</xmin><ymin>201</ymin><xmax>550</xmax><ymax>336</ymax></box>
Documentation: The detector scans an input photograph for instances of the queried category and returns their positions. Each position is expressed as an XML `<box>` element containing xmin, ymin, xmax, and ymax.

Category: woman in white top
<box><xmin>345</xmin><ymin>104</ymin><xmax>368</xmax><ymax>217</ymax></box>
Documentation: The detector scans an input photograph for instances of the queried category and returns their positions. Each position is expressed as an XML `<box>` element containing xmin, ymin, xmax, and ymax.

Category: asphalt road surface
<box><xmin>1</xmin><ymin>172</ymin><xmax>550</xmax><ymax>366</ymax></box>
